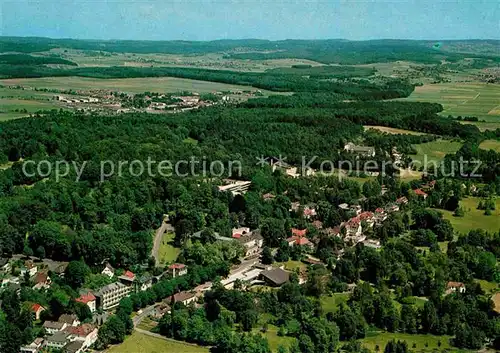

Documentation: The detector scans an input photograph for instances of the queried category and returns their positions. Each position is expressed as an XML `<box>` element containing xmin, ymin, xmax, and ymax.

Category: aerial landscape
<box><xmin>0</xmin><ymin>1</ymin><xmax>499</xmax><ymax>353</ymax></box>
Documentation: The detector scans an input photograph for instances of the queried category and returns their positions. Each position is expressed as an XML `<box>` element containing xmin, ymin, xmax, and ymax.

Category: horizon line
<box><xmin>1</xmin><ymin>35</ymin><xmax>499</xmax><ymax>43</ymax></box>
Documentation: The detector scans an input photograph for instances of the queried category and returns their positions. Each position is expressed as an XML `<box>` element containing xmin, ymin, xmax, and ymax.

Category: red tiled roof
<box><xmin>414</xmin><ymin>188</ymin><xmax>428</xmax><ymax>196</ymax></box>
<box><xmin>291</xmin><ymin>228</ymin><xmax>307</xmax><ymax>237</ymax></box>
<box><xmin>76</xmin><ymin>292</ymin><xmax>96</xmax><ymax>304</ymax></box>
<box><xmin>375</xmin><ymin>208</ymin><xmax>384</xmax><ymax>213</ymax></box>
<box><xmin>295</xmin><ymin>237</ymin><xmax>311</xmax><ymax>245</ymax></box>
<box><xmin>303</xmin><ymin>208</ymin><xmax>316</xmax><ymax>216</ymax></box>
<box><xmin>232</xmin><ymin>233</ymin><xmax>242</xmax><ymax>239</ymax></box>
<box><xmin>359</xmin><ymin>211</ymin><xmax>374</xmax><ymax>220</ymax></box>
<box><xmin>446</xmin><ymin>281</ymin><xmax>465</xmax><ymax>288</ymax></box>
<box><xmin>124</xmin><ymin>270</ymin><xmax>135</xmax><ymax>279</ymax></box>
<box><xmin>31</xmin><ymin>303</ymin><xmax>43</xmax><ymax>312</ymax></box>
<box><xmin>169</xmin><ymin>263</ymin><xmax>186</xmax><ymax>270</ymax></box>
<box><xmin>65</xmin><ymin>324</ymin><xmax>96</xmax><ymax>337</ymax></box>
<box><xmin>35</xmin><ymin>272</ymin><xmax>49</xmax><ymax>284</ymax></box>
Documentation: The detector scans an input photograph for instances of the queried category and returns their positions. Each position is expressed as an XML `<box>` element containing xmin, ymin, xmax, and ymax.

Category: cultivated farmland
<box><xmin>400</xmin><ymin>82</ymin><xmax>500</xmax><ymax>122</ymax></box>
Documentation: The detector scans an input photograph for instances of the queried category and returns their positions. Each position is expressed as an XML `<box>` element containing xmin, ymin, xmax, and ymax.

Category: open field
<box><xmin>158</xmin><ymin>232</ymin><xmax>180</xmax><ymax>265</ymax></box>
<box><xmin>464</xmin><ymin>121</ymin><xmax>500</xmax><ymax>131</ymax></box>
<box><xmin>400</xmin><ymin>82</ymin><xmax>500</xmax><ymax>123</ymax></box>
<box><xmin>434</xmin><ymin>197</ymin><xmax>500</xmax><ymax>234</ymax></box>
<box><xmin>0</xmin><ymin>98</ymin><xmax>61</xmax><ymax>120</ymax></box>
<box><xmin>409</xmin><ymin>139</ymin><xmax>462</xmax><ymax>165</ymax></box>
<box><xmin>320</xmin><ymin>293</ymin><xmax>349</xmax><ymax>313</ymax></box>
<box><xmin>476</xmin><ymin>279</ymin><xmax>499</xmax><ymax>294</ymax></box>
<box><xmin>106</xmin><ymin>332</ymin><xmax>209</xmax><ymax>353</ymax></box>
<box><xmin>364</xmin><ymin>125</ymin><xmax>428</xmax><ymax>135</ymax></box>
<box><xmin>50</xmin><ymin>48</ymin><xmax>325</xmax><ymax>72</ymax></box>
<box><xmin>253</xmin><ymin>324</ymin><xmax>296</xmax><ymax>352</ymax></box>
<box><xmin>360</xmin><ymin>332</ymin><xmax>456</xmax><ymax>352</ymax></box>
<box><xmin>479</xmin><ymin>139</ymin><xmax>500</xmax><ymax>153</ymax></box>
<box><xmin>0</xmin><ymin>76</ymin><xmax>278</xmax><ymax>94</ymax></box>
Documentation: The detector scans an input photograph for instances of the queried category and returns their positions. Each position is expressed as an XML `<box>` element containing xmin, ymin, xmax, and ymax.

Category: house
<box><xmin>344</xmin><ymin>218</ymin><xmax>362</xmax><ymax>237</ymax></box>
<box><xmin>118</xmin><ymin>270</ymin><xmax>135</xmax><ymax>287</ymax></box>
<box><xmin>63</xmin><ymin>340</ymin><xmax>84</xmax><ymax>353</ymax></box>
<box><xmin>349</xmin><ymin>205</ymin><xmax>362</xmax><ymax>215</ymax></box>
<box><xmin>396</xmin><ymin>196</ymin><xmax>409</xmax><ymax>205</ymax></box>
<box><xmin>491</xmin><ymin>293</ymin><xmax>500</xmax><ymax>314</ymax></box>
<box><xmin>414</xmin><ymin>188</ymin><xmax>428</xmax><ymax>199</ymax></box>
<box><xmin>291</xmin><ymin>228</ymin><xmax>307</xmax><ymax>237</ymax></box>
<box><xmin>359</xmin><ymin>211</ymin><xmax>375</xmax><ymax>227</ymax></box>
<box><xmin>260</xmin><ymin>268</ymin><xmax>290</xmax><ymax>287</ymax></box>
<box><xmin>32</xmin><ymin>271</ymin><xmax>51</xmax><ymax>290</ymax></box>
<box><xmin>236</xmin><ymin>230</ymin><xmax>264</xmax><ymax>257</ymax></box>
<box><xmin>0</xmin><ymin>258</ymin><xmax>11</xmax><ymax>274</ymax></box>
<box><xmin>287</xmin><ymin>228</ymin><xmax>313</xmax><ymax>249</ymax></box>
<box><xmin>303</xmin><ymin>206</ymin><xmax>317</xmax><ymax>219</ymax></box>
<box><xmin>20</xmin><ymin>338</ymin><xmax>44</xmax><ymax>353</ymax></box>
<box><xmin>136</xmin><ymin>274</ymin><xmax>153</xmax><ymax>292</ymax></box>
<box><xmin>64</xmin><ymin>323</ymin><xmax>98</xmax><ymax>348</ymax></box>
<box><xmin>75</xmin><ymin>291</ymin><xmax>97</xmax><ymax>313</ymax></box>
<box><xmin>167</xmin><ymin>291</ymin><xmax>197</xmax><ymax>306</ymax></box>
<box><xmin>59</xmin><ymin>314</ymin><xmax>80</xmax><ymax>327</ymax></box>
<box><xmin>218</xmin><ymin>180</ymin><xmax>251</xmax><ymax>195</ymax></box>
<box><xmin>31</xmin><ymin>303</ymin><xmax>45</xmax><ymax>320</ymax></box>
<box><xmin>101</xmin><ymin>263</ymin><xmax>115</xmax><ymax>278</ymax></box>
<box><xmin>344</xmin><ymin>143</ymin><xmax>376</xmax><ymax>157</ymax></box>
<box><xmin>286</xmin><ymin>235</ymin><xmax>314</xmax><ymax>249</ymax></box>
<box><xmin>45</xmin><ymin>331</ymin><xmax>71</xmax><ymax>350</ymax></box>
<box><xmin>338</xmin><ymin>203</ymin><xmax>349</xmax><ymax>210</ymax></box>
<box><xmin>445</xmin><ymin>281</ymin><xmax>466</xmax><ymax>295</ymax></box>
<box><xmin>232</xmin><ymin>227</ymin><xmax>251</xmax><ymax>237</ymax></box>
<box><xmin>262</xmin><ymin>192</ymin><xmax>275</xmax><ymax>200</ymax></box>
<box><xmin>168</xmin><ymin>263</ymin><xmax>188</xmax><ymax>278</ymax></box>
<box><xmin>153</xmin><ymin>303</ymin><xmax>171</xmax><ymax>319</ymax></box>
<box><xmin>20</xmin><ymin>260</ymin><xmax>38</xmax><ymax>277</ymax></box>
<box><xmin>362</xmin><ymin>239</ymin><xmax>381</xmax><ymax>249</ymax></box>
<box><xmin>43</xmin><ymin>320</ymin><xmax>67</xmax><ymax>334</ymax></box>
<box><xmin>95</xmin><ymin>282</ymin><xmax>130</xmax><ymax>310</ymax></box>
<box><xmin>311</xmin><ymin>220</ymin><xmax>323</xmax><ymax>229</ymax></box>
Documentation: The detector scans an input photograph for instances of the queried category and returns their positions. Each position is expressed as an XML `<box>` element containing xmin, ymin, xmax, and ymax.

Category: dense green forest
<box><xmin>0</xmin><ymin>54</ymin><xmax>76</xmax><ymax>66</ymax></box>
<box><xmin>1</xmin><ymin>36</ymin><xmax>498</xmax><ymax>64</ymax></box>
<box><xmin>0</xmin><ymin>64</ymin><xmax>416</xmax><ymax>100</ymax></box>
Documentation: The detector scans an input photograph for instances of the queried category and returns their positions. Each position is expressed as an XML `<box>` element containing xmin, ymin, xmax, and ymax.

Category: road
<box><xmin>151</xmin><ymin>219</ymin><xmax>174</xmax><ymax>266</ymax></box>
<box><xmin>133</xmin><ymin>257</ymin><xmax>260</xmax><ymax>328</ymax></box>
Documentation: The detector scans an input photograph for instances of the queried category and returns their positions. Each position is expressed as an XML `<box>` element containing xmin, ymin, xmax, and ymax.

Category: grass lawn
<box><xmin>476</xmin><ymin>279</ymin><xmax>499</xmax><ymax>294</ymax></box>
<box><xmin>409</xmin><ymin>139</ymin><xmax>463</xmax><ymax>165</ymax></box>
<box><xmin>320</xmin><ymin>293</ymin><xmax>349</xmax><ymax>313</ymax></box>
<box><xmin>360</xmin><ymin>332</ymin><xmax>456</xmax><ymax>352</ymax></box>
<box><xmin>400</xmin><ymin>82</ymin><xmax>500</xmax><ymax>122</ymax></box>
<box><xmin>158</xmin><ymin>232</ymin><xmax>180</xmax><ymax>265</ymax></box>
<box><xmin>137</xmin><ymin>317</ymin><xmax>158</xmax><ymax>331</ymax></box>
<box><xmin>253</xmin><ymin>324</ymin><xmax>296</xmax><ymax>352</ymax></box>
<box><xmin>0</xmin><ymin>76</ymin><xmax>276</xmax><ymax>95</ymax></box>
<box><xmin>479</xmin><ymin>139</ymin><xmax>500</xmax><ymax>153</ymax></box>
<box><xmin>364</xmin><ymin>125</ymin><xmax>428</xmax><ymax>135</ymax></box>
<box><xmin>0</xmin><ymin>98</ymin><xmax>62</xmax><ymax>121</ymax></box>
<box><xmin>107</xmin><ymin>332</ymin><xmax>209</xmax><ymax>353</ymax></box>
<box><xmin>275</xmin><ymin>260</ymin><xmax>307</xmax><ymax>272</ymax></box>
<box><xmin>434</xmin><ymin>197</ymin><xmax>500</xmax><ymax>234</ymax></box>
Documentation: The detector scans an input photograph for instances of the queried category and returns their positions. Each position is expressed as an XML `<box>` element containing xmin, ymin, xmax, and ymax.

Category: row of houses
<box><xmin>21</xmin><ymin>314</ymin><xmax>97</xmax><ymax>353</ymax></box>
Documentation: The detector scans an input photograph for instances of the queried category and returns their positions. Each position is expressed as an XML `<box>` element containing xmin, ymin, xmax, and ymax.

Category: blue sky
<box><xmin>1</xmin><ymin>0</ymin><xmax>498</xmax><ymax>41</ymax></box>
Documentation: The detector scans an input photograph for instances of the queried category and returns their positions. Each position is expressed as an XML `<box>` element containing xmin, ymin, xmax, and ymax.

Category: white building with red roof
<box><xmin>75</xmin><ymin>291</ymin><xmax>96</xmax><ymax>313</ymax></box>
<box><xmin>168</xmin><ymin>263</ymin><xmax>188</xmax><ymax>278</ymax></box>
<box><xmin>31</xmin><ymin>303</ymin><xmax>45</xmax><ymax>320</ymax></box>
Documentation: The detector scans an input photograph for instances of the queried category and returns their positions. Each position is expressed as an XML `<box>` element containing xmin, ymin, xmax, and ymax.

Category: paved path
<box><xmin>134</xmin><ymin>328</ymin><xmax>208</xmax><ymax>348</ymax></box>
<box><xmin>151</xmin><ymin>220</ymin><xmax>174</xmax><ymax>266</ymax></box>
